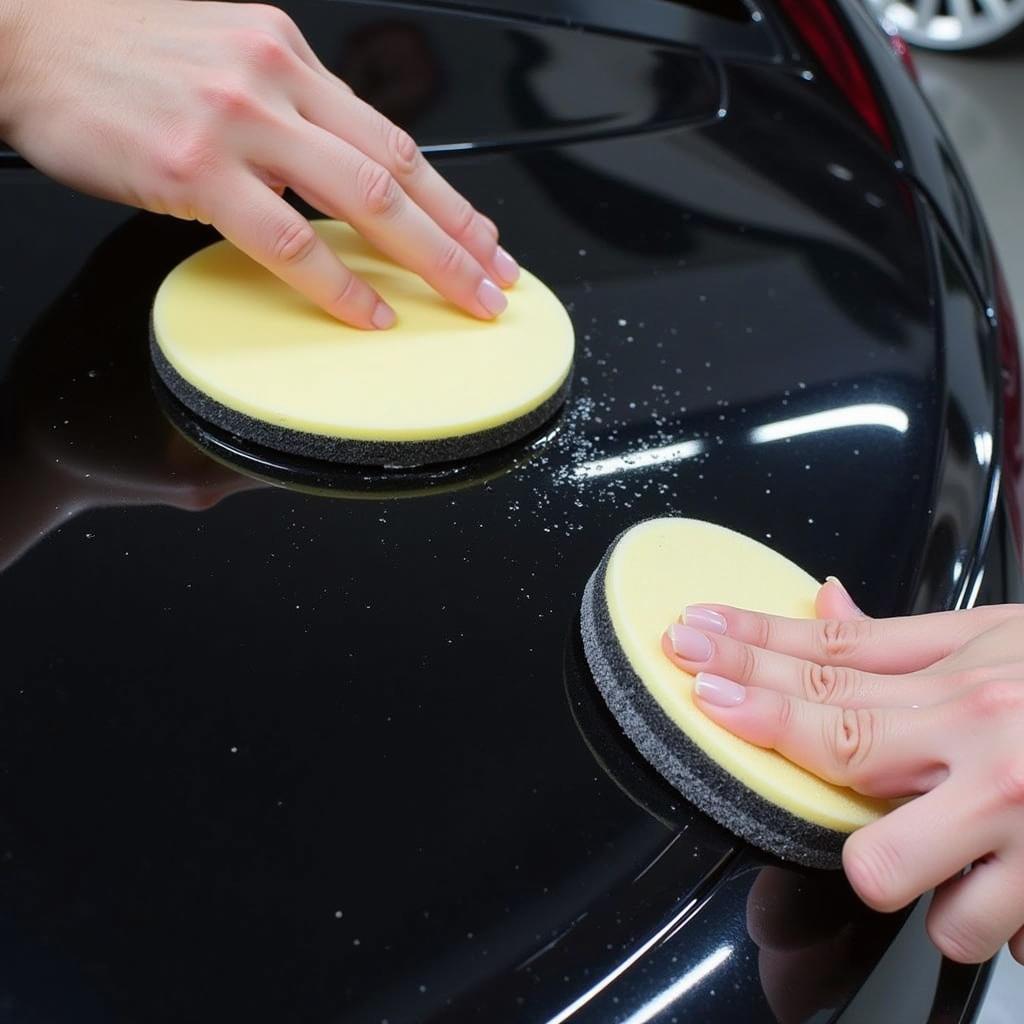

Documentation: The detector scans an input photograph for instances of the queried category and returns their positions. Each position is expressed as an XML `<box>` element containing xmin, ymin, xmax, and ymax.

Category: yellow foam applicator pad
<box><xmin>581</xmin><ymin>517</ymin><xmax>891</xmax><ymax>867</ymax></box>
<box><xmin>150</xmin><ymin>220</ymin><xmax>574</xmax><ymax>466</ymax></box>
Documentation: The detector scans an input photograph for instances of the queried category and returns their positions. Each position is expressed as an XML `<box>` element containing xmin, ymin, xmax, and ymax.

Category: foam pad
<box><xmin>150</xmin><ymin>220</ymin><xmax>574</xmax><ymax>467</ymax></box>
<box><xmin>154</xmin><ymin>377</ymin><xmax>553</xmax><ymax>503</ymax></box>
<box><xmin>581</xmin><ymin>518</ymin><xmax>890</xmax><ymax>868</ymax></box>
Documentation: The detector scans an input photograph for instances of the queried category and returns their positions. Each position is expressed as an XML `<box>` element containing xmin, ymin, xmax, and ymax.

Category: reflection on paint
<box><xmin>750</xmin><ymin>403</ymin><xmax>909</xmax><ymax>444</ymax></box>
<box><xmin>621</xmin><ymin>945</ymin><xmax>733</xmax><ymax>1024</ymax></box>
<box><xmin>571</xmin><ymin>440</ymin><xmax>705</xmax><ymax>481</ymax></box>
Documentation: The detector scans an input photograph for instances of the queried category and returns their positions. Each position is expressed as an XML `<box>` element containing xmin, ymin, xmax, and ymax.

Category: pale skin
<box><xmin>3</xmin><ymin>0</ymin><xmax>1019</xmax><ymax>971</ymax></box>
<box><xmin>0</xmin><ymin>0</ymin><xmax>519</xmax><ymax>328</ymax></box>
<box><xmin>665</xmin><ymin>578</ymin><xmax>1024</xmax><ymax>966</ymax></box>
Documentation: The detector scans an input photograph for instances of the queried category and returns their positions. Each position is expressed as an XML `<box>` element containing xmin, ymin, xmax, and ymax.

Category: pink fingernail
<box><xmin>493</xmin><ymin>247</ymin><xmax>520</xmax><ymax>285</ymax></box>
<box><xmin>476</xmin><ymin>278</ymin><xmax>508</xmax><ymax>317</ymax></box>
<box><xmin>695</xmin><ymin>672</ymin><xmax>746</xmax><ymax>707</ymax></box>
<box><xmin>371</xmin><ymin>302</ymin><xmax>396</xmax><ymax>330</ymax></box>
<box><xmin>668</xmin><ymin>623</ymin><xmax>713</xmax><ymax>662</ymax></box>
<box><xmin>685</xmin><ymin>606</ymin><xmax>727</xmax><ymax>634</ymax></box>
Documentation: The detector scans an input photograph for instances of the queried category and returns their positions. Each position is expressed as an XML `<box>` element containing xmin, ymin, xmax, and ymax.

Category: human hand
<box><xmin>0</xmin><ymin>0</ymin><xmax>517</xmax><ymax>327</ymax></box>
<box><xmin>663</xmin><ymin>579</ymin><xmax>1024</xmax><ymax>965</ymax></box>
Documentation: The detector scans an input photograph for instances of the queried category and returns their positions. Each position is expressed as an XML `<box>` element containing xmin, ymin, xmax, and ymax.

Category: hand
<box><xmin>0</xmin><ymin>0</ymin><xmax>518</xmax><ymax>327</ymax></box>
<box><xmin>663</xmin><ymin>579</ymin><xmax>1024</xmax><ymax>965</ymax></box>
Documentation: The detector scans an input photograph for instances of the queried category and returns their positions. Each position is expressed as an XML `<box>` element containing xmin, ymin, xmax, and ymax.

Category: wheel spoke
<box><xmin>978</xmin><ymin>0</ymin><xmax>1009</xmax><ymax>16</ymax></box>
<box><xmin>949</xmin><ymin>0</ymin><xmax>976</xmax><ymax>26</ymax></box>
<box><xmin>914</xmin><ymin>0</ymin><xmax>940</xmax><ymax>28</ymax></box>
<box><xmin>892</xmin><ymin>0</ymin><xmax>1024</xmax><ymax>45</ymax></box>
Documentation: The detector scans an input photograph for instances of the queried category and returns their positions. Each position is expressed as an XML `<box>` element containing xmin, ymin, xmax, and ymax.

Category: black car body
<box><xmin>0</xmin><ymin>1</ymin><xmax>1019</xmax><ymax>1021</ymax></box>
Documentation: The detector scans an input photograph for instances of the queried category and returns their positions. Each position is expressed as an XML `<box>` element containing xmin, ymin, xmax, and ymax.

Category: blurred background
<box><xmin>918</xmin><ymin>49</ymin><xmax>1024</xmax><ymax>328</ymax></box>
<box><xmin>894</xmin><ymin>11</ymin><xmax>1024</xmax><ymax>1020</ymax></box>
<box><xmin>862</xmin><ymin>2</ymin><xmax>1024</xmax><ymax>333</ymax></box>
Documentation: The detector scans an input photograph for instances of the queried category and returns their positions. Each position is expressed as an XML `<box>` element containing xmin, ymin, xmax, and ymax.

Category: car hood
<box><xmin>0</xmin><ymin>2</ymin><xmax>998</xmax><ymax>1021</ymax></box>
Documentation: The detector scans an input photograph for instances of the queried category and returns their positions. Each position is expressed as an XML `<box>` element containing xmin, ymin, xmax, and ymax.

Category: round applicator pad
<box><xmin>581</xmin><ymin>518</ymin><xmax>891</xmax><ymax>868</ymax></box>
<box><xmin>150</xmin><ymin>220</ymin><xmax>574</xmax><ymax>467</ymax></box>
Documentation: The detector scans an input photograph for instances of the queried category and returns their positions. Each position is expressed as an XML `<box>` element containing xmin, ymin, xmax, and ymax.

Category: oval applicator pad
<box><xmin>580</xmin><ymin>518</ymin><xmax>890</xmax><ymax>868</ymax></box>
<box><xmin>150</xmin><ymin>220</ymin><xmax>574</xmax><ymax>467</ymax></box>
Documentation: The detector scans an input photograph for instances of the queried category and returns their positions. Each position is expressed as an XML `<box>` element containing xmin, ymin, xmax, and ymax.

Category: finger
<box><xmin>926</xmin><ymin>856</ymin><xmax>1024</xmax><ymax>963</ymax></box>
<box><xmin>923</xmin><ymin>620</ymin><xmax>1024</xmax><ymax>680</ymax></box>
<box><xmin>662</xmin><ymin>628</ymin><xmax>939</xmax><ymax>709</ymax></box>
<box><xmin>692</xmin><ymin>681</ymin><xmax>950</xmax><ymax>797</ymax></box>
<box><xmin>295</xmin><ymin>79</ymin><xmax>518</xmax><ymax>286</ymax></box>
<box><xmin>480</xmin><ymin>214</ymin><xmax>500</xmax><ymax>240</ymax></box>
<box><xmin>211</xmin><ymin>175</ymin><xmax>394</xmax><ymax>329</ymax></box>
<box><xmin>269</xmin><ymin>123</ymin><xmax>507</xmax><ymax>320</ymax></box>
<box><xmin>1011</xmin><ymin>927</ymin><xmax>1024</xmax><ymax>965</ymax></box>
<box><xmin>842</xmin><ymin>779</ymin><xmax>994</xmax><ymax>912</ymax></box>
<box><xmin>815</xmin><ymin>577</ymin><xmax>866</xmax><ymax>620</ymax></box>
<box><xmin>680</xmin><ymin>603</ymin><xmax>1023</xmax><ymax>675</ymax></box>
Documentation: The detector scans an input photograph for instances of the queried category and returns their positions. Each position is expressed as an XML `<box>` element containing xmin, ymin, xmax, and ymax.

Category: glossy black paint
<box><xmin>0</xmin><ymin>2</ymin><xmax>1014</xmax><ymax>1022</ymax></box>
<box><xmin>836</xmin><ymin>0</ymin><xmax>998</xmax><ymax>309</ymax></box>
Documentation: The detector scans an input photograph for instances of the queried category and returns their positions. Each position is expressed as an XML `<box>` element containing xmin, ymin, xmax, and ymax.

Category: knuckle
<box><xmin>330</xmin><ymin>270</ymin><xmax>363</xmax><ymax>313</ymax></box>
<box><xmin>844</xmin><ymin>836</ymin><xmax>903</xmax><ymax>911</ymax></box>
<box><xmin>736</xmin><ymin>642</ymin><xmax>759</xmax><ymax>686</ymax></box>
<box><xmin>435</xmin><ymin>239</ymin><xmax>465</xmax><ymax>278</ymax></box>
<box><xmin>155</xmin><ymin>133</ymin><xmax>218</xmax><ymax>185</ymax></box>
<box><xmin>385</xmin><ymin>122</ymin><xmax>420</xmax><ymax>175</ymax></box>
<box><xmin>450</xmin><ymin>198</ymin><xmax>477</xmax><ymax>239</ymax></box>
<box><xmin>994</xmin><ymin>758</ymin><xmax>1024</xmax><ymax>808</ymax></box>
<box><xmin>966</xmin><ymin>681</ymin><xmax>1024</xmax><ymax>719</ymax></box>
<box><xmin>820</xmin><ymin>618</ymin><xmax>863</xmax><ymax>662</ymax></box>
<box><xmin>775</xmin><ymin>694</ymin><xmax>795</xmax><ymax>736</ymax></box>
<box><xmin>252</xmin><ymin>3</ymin><xmax>296</xmax><ymax>33</ymax></box>
<box><xmin>831</xmin><ymin>708</ymin><xmax>876</xmax><ymax>784</ymax></box>
<box><xmin>199</xmin><ymin>79</ymin><xmax>256</xmax><ymax>119</ymax></box>
<box><xmin>929</xmin><ymin>914</ymin><xmax>991</xmax><ymax>964</ymax></box>
<box><xmin>271</xmin><ymin>219</ymin><xmax>317</xmax><ymax>266</ymax></box>
<box><xmin>804</xmin><ymin>662</ymin><xmax>850</xmax><ymax>704</ymax></box>
<box><xmin>755</xmin><ymin>614</ymin><xmax>773</xmax><ymax>651</ymax></box>
<box><xmin>238</xmin><ymin>28</ymin><xmax>290</xmax><ymax>70</ymax></box>
<box><xmin>356</xmin><ymin>161</ymin><xmax>402</xmax><ymax>218</ymax></box>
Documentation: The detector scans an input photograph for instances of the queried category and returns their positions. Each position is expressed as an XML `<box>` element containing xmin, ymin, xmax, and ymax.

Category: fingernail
<box><xmin>685</xmin><ymin>606</ymin><xmax>727</xmax><ymax>635</ymax></box>
<box><xmin>826</xmin><ymin>576</ymin><xmax>864</xmax><ymax>616</ymax></box>
<box><xmin>372</xmin><ymin>302</ymin><xmax>396</xmax><ymax>330</ymax></box>
<box><xmin>695</xmin><ymin>672</ymin><xmax>746</xmax><ymax>707</ymax></box>
<box><xmin>493</xmin><ymin>247</ymin><xmax>520</xmax><ymax>285</ymax></box>
<box><xmin>668</xmin><ymin>623</ymin><xmax>713</xmax><ymax>662</ymax></box>
<box><xmin>476</xmin><ymin>278</ymin><xmax>508</xmax><ymax>317</ymax></box>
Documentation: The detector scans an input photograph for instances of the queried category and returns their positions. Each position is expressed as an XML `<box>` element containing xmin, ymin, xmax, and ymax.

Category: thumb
<box><xmin>816</xmin><ymin>576</ymin><xmax>866</xmax><ymax>620</ymax></box>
